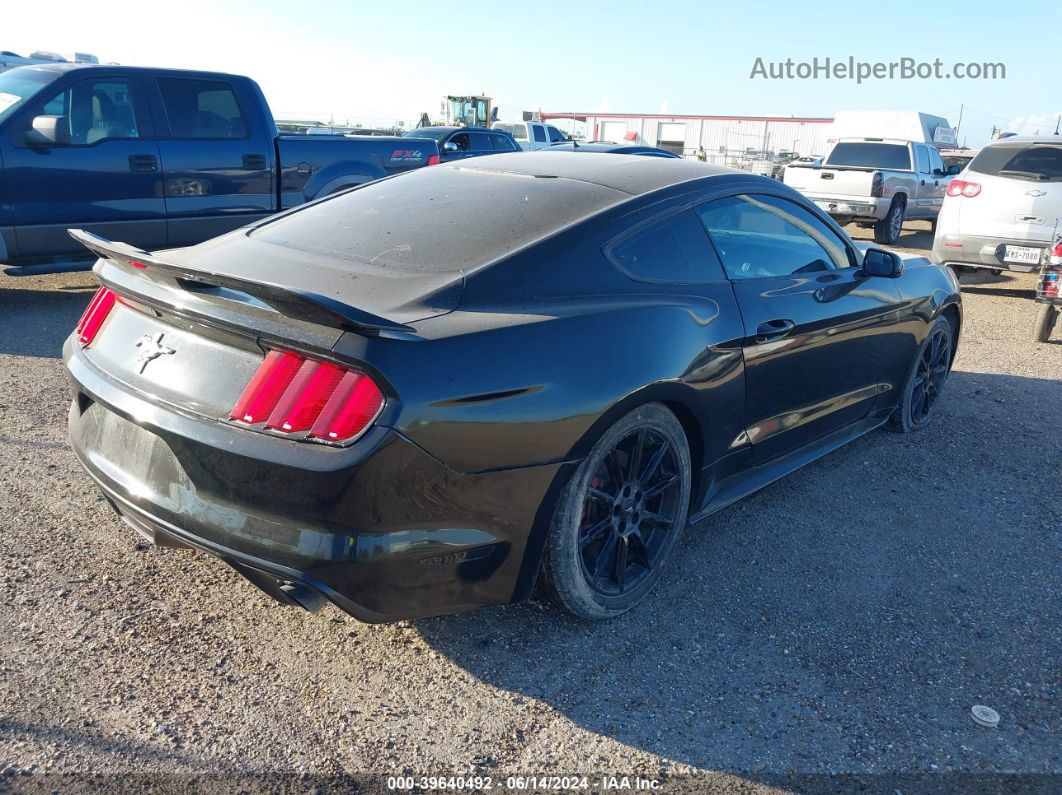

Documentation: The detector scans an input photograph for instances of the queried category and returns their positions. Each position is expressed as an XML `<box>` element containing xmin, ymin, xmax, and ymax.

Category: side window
<box><xmin>609</xmin><ymin>210</ymin><xmax>725</xmax><ymax>284</ymax></box>
<box><xmin>158</xmin><ymin>78</ymin><xmax>247</xmax><ymax>139</ymax></box>
<box><xmin>928</xmin><ymin>147</ymin><xmax>946</xmax><ymax>175</ymax></box>
<box><xmin>512</xmin><ymin>123</ymin><xmax>528</xmax><ymax>141</ymax></box>
<box><xmin>490</xmin><ymin>133</ymin><xmax>517</xmax><ymax>151</ymax></box>
<box><xmin>448</xmin><ymin>132</ymin><xmax>470</xmax><ymax>151</ymax></box>
<box><xmin>915</xmin><ymin>145</ymin><xmax>932</xmax><ymax>174</ymax></box>
<box><xmin>35</xmin><ymin>78</ymin><xmax>140</xmax><ymax>145</ymax></box>
<box><xmin>696</xmin><ymin>194</ymin><xmax>852</xmax><ymax>280</ymax></box>
<box><xmin>532</xmin><ymin>125</ymin><xmax>547</xmax><ymax>143</ymax></box>
<box><xmin>547</xmin><ymin>125</ymin><xmax>565</xmax><ymax>143</ymax></box>
<box><xmin>468</xmin><ymin>132</ymin><xmax>492</xmax><ymax>151</ymax></box>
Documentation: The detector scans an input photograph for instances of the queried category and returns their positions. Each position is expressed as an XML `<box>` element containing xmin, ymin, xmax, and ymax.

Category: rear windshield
<box><xmin>969</xmin><ymin>143</ymin><xmax>1062</xmax><ymax>182</ymax></box>
<box><xmin>826</xmin><ymin>143</ymin><xmax>911</xmax><ymax>170</ymax></box>
<box><xmin>252</xmin><ymin>165</ymin><xmax>626</xmax><ymax>272</ymax></box>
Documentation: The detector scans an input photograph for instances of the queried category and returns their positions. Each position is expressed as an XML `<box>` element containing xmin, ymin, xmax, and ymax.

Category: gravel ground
<box><xmin>1</xmin><ymin>222</ymin><xmax>1059</xmax><ymax>793</ymax></box>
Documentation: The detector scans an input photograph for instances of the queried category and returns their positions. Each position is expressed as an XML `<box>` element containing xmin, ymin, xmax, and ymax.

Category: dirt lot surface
<box><xmin>1</xmin><ymin>222</ymin><xmax>1059</xmax><ymax>793</ymax></box>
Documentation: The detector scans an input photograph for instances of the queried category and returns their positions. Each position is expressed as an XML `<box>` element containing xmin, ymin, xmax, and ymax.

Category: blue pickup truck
<box><xmin>0</xmin><ymin>64</ymin><xmax>439</xmax><ymax>265</ymax></box>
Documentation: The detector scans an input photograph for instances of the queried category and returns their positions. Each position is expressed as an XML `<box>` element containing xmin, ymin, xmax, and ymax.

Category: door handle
<box><xmin>919</xmin><ymin>179</ymin><xmax>926</xmax><ymax>185</ymax></box>
<box><xmin>243</xmin><ymin>153</ymin><xmax>267</xmax><ymax>170</ymax></box>
<box><xmin>128</xmin><ymin>154</ymin><xmax>158</xmax><ymax>172</ymax></box>
<box><xmin>755</xmin><ymin>319</ymin><xmax>796</xmax><ymax>343</ymax></box>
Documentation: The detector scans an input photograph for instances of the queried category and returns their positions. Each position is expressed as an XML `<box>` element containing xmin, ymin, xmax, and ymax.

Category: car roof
<box><xmin>546</xmin><ymin>142</ymin><xmax>678</xmax><ymax>157</ymax></box>
<box><xmin>449</xmin><ymin>151</ymin><xmax>737</xmax><ymax>195</ymax></box>
<box><xmin>428</xmin><ymin>126</ymin><xmax>497</xmax><ymax>134</ymax></box>
<box><xmin>986</xmin><ymin>135</ymin><xmax>1062</xmax><ymax>145</ymax></box>
<box><xmin>5</xmin><ymin>62</ymin><xmax>246</xmax><ymax>80</ymax></box>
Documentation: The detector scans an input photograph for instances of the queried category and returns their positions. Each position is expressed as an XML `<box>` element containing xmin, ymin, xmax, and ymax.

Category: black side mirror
<box><xmin>863</xmin><ymin>248</ymin><xmax>903</xmax><ymax>278</ymax></box>
<box><xmin>946</xmin><ymin>164</ymin><xmax>962</xmax><ymax>175</ymax></box>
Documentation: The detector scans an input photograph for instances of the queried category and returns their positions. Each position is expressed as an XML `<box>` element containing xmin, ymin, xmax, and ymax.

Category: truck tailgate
<box><xmin>784</xmin><ymin>166</ymin><xmax>877</xmax><ymax>198</ymax></box>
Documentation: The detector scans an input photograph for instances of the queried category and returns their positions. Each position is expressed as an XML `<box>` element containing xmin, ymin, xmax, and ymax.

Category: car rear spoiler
<box><xmin>68</xmin><ymin>229</ymin><xmax>414</xmax><ymax>335</ymax></box>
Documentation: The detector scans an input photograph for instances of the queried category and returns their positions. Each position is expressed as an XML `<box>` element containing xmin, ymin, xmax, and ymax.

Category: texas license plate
<box><xmin>1004</xmin><ymin>245</ymin><xmax>1042</xmax><ymax>264</ymax></box>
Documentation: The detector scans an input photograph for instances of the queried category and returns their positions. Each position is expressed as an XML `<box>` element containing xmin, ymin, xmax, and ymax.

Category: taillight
<box><xmin>75</xmin><ymin>287</ymin><xmax>117</xmax><ymax>347</ymax></box>
<box><xmin>870</xmin><ymin>171</ymin><xmax>884</xmax><ymax>198</ymax></box>
<box><xmin>1050</xmin><ymin>240</ymin><xmax>1062</xmax><ymax>266</ymax></box>
<box><xmin>427</xmin><ymin>154</ymin><xmax>441</xmax><ymax>166</ymax></box>
<box><xmin>946</xmin><ymin>179</ymin><xmax>981</xmax><ymax>198</ymax></box>
<box><xmin>230</xmin><ymin>350</ymin><xmax>384</xmax><ymax>444</ymax></box>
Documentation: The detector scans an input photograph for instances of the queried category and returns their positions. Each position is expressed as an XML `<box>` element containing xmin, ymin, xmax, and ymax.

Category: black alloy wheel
<box><xmin>578</xmin><ymin>428</ymin><xmax>682</xmax><ymax>596</ymax></box>
<box><xmin>541</xmin><ymin>403</ymin><xmax>692</xmax><ymax>619</ymax></box>
<box><xmin>890</xmin><ymin>316</ymin><xmax>954</xmax><ymax>433</ymax></box>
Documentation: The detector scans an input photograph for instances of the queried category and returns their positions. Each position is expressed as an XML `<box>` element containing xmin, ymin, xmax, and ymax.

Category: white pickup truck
<box><xmin>491</xmin><ymin>120</ymin><xmax>567</xmax><ymax>150</ymax></box>
<box><xmin>783</xmin><ymin>138</ymin><xmax>959</xmax><ymax>244</ymax></box>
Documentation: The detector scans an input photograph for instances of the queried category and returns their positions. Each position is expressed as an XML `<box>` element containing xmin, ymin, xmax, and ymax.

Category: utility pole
<box><xmin>955</xmin><ymin>104</ymin><xmax>964</xmax><ymax>139</ymax></box>
<box><xmin>1055</xmin><ymin>114</ymin><xmax>1061</xmax><ymax>135</ymax></box>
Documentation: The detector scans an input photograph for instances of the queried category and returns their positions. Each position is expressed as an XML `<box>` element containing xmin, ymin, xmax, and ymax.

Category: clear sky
<box><xmin>7</xmin><ymin>0</ymin><xmax>1059</xmax><ymax>145</ymax></box>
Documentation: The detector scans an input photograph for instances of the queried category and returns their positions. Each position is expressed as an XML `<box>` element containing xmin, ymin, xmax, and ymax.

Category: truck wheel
<box><xmin>1033</xmin><ymin>304</ymin><xmax>1059</xmax><ymax>342</ymax></box>
<box><xmin>873</xmin><ymin>200</ymin><xmax>905</xmax><ymax>245</ymax></box>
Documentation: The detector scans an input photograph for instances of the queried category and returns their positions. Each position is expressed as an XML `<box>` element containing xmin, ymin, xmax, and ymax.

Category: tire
<box><xmin>873</xmin><ymin>200</ymin><xmax>906</xmax><ymax>245</ymax></box>
<box><xmin>889</xmin><ymin>316</ymin><xmax>954</xmax><ymax>433</ymax></box>
<box><xmin>540</xmin><ymin>403</ymin><xmax>692</xmax><ymax>620</ymax></box>
<box><xmin>1033</xmin><ymin>303</ymin><xmax>1059</xmax><ymax>342</ymax></box>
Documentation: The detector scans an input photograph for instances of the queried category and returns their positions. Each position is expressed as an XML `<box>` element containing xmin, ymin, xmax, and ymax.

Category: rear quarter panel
<box><xmin>339</xmin><ymin>227</ymin><xmax>748</xmax><ymax>478</ymax></box>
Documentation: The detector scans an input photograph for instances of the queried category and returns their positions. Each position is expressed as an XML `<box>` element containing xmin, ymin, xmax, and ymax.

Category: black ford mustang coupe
<box><xmin>64</xmin><ymin>153</ymin><xmax>961</xmax><ymax>622</ymax></box>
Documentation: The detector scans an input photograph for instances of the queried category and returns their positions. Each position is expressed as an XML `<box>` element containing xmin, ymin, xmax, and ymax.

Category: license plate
<box><xmin>1003</xmin><ymin>245</ymin><xmax>1042</xmax><ymax>264</ymax></box>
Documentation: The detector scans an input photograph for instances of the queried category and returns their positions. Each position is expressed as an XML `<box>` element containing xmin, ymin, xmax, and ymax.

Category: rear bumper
<box><xmin>800</xmin><ymin>193</ymin><xmax>889</xmax><ymax>221</ymax></box>
<box><xmin>64</xmin><ymin>337</ymin><xmax>571</xmax><ymax>622</ymax></box>
<box><xmin>932</xmin><ymin>232</ymin><xmax>1049</xmax><ymax>272</ymax></box>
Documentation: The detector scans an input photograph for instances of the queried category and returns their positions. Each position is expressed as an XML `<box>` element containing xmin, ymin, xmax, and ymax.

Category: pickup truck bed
<box><xmin>782</xmin><ymin>138</ymin><xmax>955</xmax><ymax>245</ymax></box>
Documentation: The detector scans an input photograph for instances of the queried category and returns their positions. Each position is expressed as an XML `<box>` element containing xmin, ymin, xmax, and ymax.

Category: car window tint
<box><xmin>915</xmin><ymin>145</ymin><xmax>931</xmax><ymax>173</ymax></box>
<box><xmin>158</xmin><ymin>78</ymin><xmax>247</xmax><ymax>139</ymax></box>
<box><xmin>928</xmin><ymin>147</ymin><xmax>946</xmax><ymax>174</ymax></box>
<box><xmin>512</xmin><ymin>123</ymin><xmax>527</xmax><ymax>140</ymax></box>
<box><xmin>826</xmin><ymin>142</ymin><xmax>911</xmax><ymax>170</ymax></box>
<box><xmin>490</xmin><ymin>133</ymin><xmax>516</xmax><ymax>151</ymax></box>
<box><xmin>969</xmin><ymin>143</ymin><xmax>1062</xmax><ymax>182</ymax></box>
<box><xmin>449</xmin><ymin>132</ymin><xmax>470</xmax><ymax>151</ymax></box>
<box><xmin>532</xmin><ymin>125</ymin><xmax>547</xmax><ymax>143</ymax></box>
<box><xmin>36</xmin><ymin>78</ymin><xmax>140</xmax><ymax>144</ymax></box>
<box><xmin>468</xmin><ymin>131</ymin><xmax>492</xmax><ymax>151</ymax></box>
<box><xmin>696</xmin><ymin>194</ymin><xmax>851</xmax><ymax>280</ymax></box>
<box><xmin>610</xmin><ymin>211</ymin><xmax>725</xmax><ymax>284</ymax></box>
<box><xmin>547</xmin><ymin>126</ymin><xmax>565</xmax><ymax>143</ymax></box>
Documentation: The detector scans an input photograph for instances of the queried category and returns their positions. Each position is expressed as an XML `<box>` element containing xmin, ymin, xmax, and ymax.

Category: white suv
<box><xmin>932</xmin><ymin>136</ymin><xmax>1062</xmax><ymax>273</ymax></box>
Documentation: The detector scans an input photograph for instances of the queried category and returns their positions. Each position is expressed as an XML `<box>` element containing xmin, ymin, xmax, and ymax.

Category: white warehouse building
<box><xmin>542</xmin><ymin>111</ymin><xmax>835</xmax><ymax>164</ymax></box>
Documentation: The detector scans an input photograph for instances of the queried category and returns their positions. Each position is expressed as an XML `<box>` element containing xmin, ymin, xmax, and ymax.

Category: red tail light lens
<box><xmin>309</xmin><ymin>371</ymin><xmax>384</xmax><ymax>441</ymax></box>
<box><xmin>1051</xmin><ymin>240</ymin><xmax>1062</xmax><ymax>266</ymax></box>
<box><xmin>946</xmin><ymin>179</ymin><xmax>981</xmax><ymax>198</ymax></box>
<box><xmin>230</xmin><ymin>350</ymin><xmax>384</xmax><ymax>444</ymax></box>
<box><xmin>266</xmin><ymin>359</ymin><xmax>346</xmax><ymax>432</ymax></box>
<box><xmin>229</xmin><ymin>350</ymin><xmax>304</xmax><ymax>424</ymax></box>
<box><xmin>75</xmin><ymin>287</ymin><xmax>117</xmax><ymax>347</ymax></box>
<box><xmin>427</xmin><ymin>154</ymin><xmax>441</xmax><ymax>166</ymax></box>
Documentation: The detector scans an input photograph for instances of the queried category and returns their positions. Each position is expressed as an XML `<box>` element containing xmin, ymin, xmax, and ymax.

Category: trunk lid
<box><xmin>954</xmin><ymin>172</ymin><xmax>1062</xmax><ymax>242</ymax></box>
<box><xmin>69</xmin><ymin>228</ymin><xmax>457</xmax><ymax>428</ymax></box>
<box><xmin>957</xmin><ymin>141</ymin><xmax>1062</xmax><ymax>242</ymax></box>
